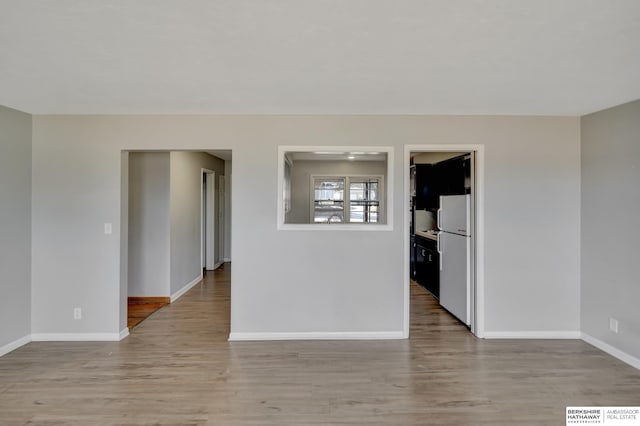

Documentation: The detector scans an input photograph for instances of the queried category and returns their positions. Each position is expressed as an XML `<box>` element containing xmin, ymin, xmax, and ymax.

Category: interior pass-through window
<box><xmin>278</xmin><ymin>146</ymin><xmax>393</xmax><ymax>231</ymax></box>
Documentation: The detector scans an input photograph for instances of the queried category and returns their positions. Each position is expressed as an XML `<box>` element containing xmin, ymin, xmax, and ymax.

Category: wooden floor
<box><xmin>1</xmin><ymin>263</ymin><xmax>639</xmax><ymax>425</ymax></box>
<box><xmin>127</xmin><ymin>297</ymin><xmax>170</xmax><ymax>330</ymax></box>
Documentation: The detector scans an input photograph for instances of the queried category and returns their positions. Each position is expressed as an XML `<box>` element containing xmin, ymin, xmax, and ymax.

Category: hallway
<box><xmin>1</xmin><ymin>264</ymin><xmax>639</xmax><ymax>424</ymax></box>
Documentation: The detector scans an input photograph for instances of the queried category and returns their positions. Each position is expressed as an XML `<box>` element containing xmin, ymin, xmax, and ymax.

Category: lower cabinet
<box><xmin>410</xmin><ymin>235</ymin><xmax>416</xmax><ymax>280</ymax></box>
<box><xmin>415</xmin><ymin>236</ymin><xmax>440</xmax><ymax>299</ymax></box>
<box><xmin>415</xmin><ymin>241</ymin><xmax>426</xmax><ymax>283</ymax></box>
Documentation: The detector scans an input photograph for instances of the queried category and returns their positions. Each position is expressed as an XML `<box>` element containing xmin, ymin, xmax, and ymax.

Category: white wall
<box><xmin>581</xmin><ymin>100</ymin><xmax>640</xmax><ymax>360</ymax></box>
<box><xmin>0</xmin><ymin>106</ymin><xmax>31</xmax><ymax>352</ymax></box>
<box><xmin>128</xmin><ymin>152</ymin><xmax>171</xmax><ymax>297</ymax></box>
<box><xmin>29</xmin><ymin>115</ymin><xmax>580</xmax><ymax>337</ymax></box>
<box><xmin>169</xmin><ymin>151</ymin><xmax>224</xmax><ymax>296</ymax></box>
<box><xmin>288</xmin><ymin>160</ymin><xmax>387</xmax><ymax>224</ymax></box>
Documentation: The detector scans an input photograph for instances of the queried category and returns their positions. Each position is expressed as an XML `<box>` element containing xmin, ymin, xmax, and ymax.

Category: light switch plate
<box><xmin>104</xmin><ymin>223</ymin><xmax>112</xmax><ymax>234</ymax></box>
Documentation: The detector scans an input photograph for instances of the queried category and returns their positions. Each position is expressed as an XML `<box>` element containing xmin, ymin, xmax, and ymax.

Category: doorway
<box><xmin>403</xmin><ymin>145</ymin><xmax>485</xmax><ymax>338</ymax></box>
<box><xmin>122</xmin><ymin>150</ymin><xmax>232</xmax><ymax>333</ymax></box>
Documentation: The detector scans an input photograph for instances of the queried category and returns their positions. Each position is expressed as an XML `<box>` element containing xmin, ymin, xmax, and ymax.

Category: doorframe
<box><xmin>403</xmin><ymin>144</ymin><xmax>485</xmax><ymax>338</ymax></box>
<box><xmin>201</xmin><ymin>168</ymin><xmax>216</xmax><ymax>271</ymax></box>
<box><xmin>218</xmin><ymin>175</ymin><xmax>226</xmax><ymax>264</ymax></box>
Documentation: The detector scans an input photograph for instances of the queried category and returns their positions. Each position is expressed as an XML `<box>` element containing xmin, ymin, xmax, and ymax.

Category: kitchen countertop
<box><xmin>415</xmin><ymin>230</ymin><xmax>438</xmax><ymax>241</ymax></box>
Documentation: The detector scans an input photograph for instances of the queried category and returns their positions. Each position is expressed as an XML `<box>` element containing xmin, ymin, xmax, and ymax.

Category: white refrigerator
<box><xmin>437</xmin><ymin>194</ymin><xmax>471</xmax><ymax>326</ymax></box>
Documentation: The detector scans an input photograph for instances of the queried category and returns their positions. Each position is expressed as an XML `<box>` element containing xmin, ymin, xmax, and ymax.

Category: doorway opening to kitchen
<box><xmin>404</xmin><ymin>145</ymin><xmax>485</xmax><ymax>338</ymax></box>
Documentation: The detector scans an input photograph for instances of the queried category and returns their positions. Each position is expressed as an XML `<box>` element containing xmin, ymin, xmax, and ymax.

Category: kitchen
<box><xmin>410</xmin><ymin>151</ymin><xmax>474</xmax><ymax>328</ymax></box>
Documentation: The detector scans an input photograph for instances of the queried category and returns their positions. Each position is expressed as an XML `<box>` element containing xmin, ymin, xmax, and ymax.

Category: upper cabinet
<box><xmin>414</xmin><ymin>154</ymin><xmax>471</xmax><ymax>209</ymax></box>
<box><xmin>436</xmin><ymin>155</ymin><xmax>471</xmax><ymax>196</ymax></box>
<box><xmin>414</xmin><ymin>164</ymin><xmax>438</xmax><ymax>209</ymax></box>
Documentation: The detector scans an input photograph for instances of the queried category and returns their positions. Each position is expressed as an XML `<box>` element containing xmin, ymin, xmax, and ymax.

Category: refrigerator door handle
<box><xmin>437</xmin><ymin>208</ymin><xmax>442</xmax><ymax>229</ymax></box>
<box><xmin>437</xmin><ymin>233</ymin><xmax>443</xmax><ymax>271</ymax></box>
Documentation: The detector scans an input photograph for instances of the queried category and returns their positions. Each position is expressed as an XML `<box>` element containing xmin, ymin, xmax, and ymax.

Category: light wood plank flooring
<box><xmin>1</xmin><ymin>263</ymin><xmax>639</xmax><ymax>425</ymax></box>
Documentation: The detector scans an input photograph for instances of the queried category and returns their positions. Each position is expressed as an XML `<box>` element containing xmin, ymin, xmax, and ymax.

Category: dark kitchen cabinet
<box><xmin>415</xmin><ymin>240</ymin><xmax>426</xmax><ymax>284</ymax></box>
<box><xmin>415</xmin><ymin>236</ymin><xmax>439</xmax><ymax>299</ymax></box>
<box><xmin>414</xmin><ymin>164</ymin><xmax>438</xmax><ymax>209</ymax></box>
<box><xmin>424</xmin><ymin>244</ymin><xmax>439</xmax><ymax>298</ymax></box>
<box><xmin>415</xmin><ymin>155</ymin><xmax>470</xmax><ymax>209</ymax></box>
<box><xmin>435</xmin><ymin>154</ymin><xmax>471</xmax><ymax>196</ymax></box>
<box><xmin>410</xmin><ymin>235</ymin><xmax>416</xmax><ymax>280</ymax></box>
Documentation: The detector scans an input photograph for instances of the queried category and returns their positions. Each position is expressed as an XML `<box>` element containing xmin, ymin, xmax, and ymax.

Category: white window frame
<box><xmin>283</xmin><ymin>154</ymin><xmax>293</xmax><ymax>214</ymax></box>
<box><xmin>277</xmin><ymin>145</ymin><xmax>394</xmax><ymax>231</ymax></box>
<box><xmin>310</xmin><ymin>175</ymin><xmax>384</xmax><ymax>224</ymax></box>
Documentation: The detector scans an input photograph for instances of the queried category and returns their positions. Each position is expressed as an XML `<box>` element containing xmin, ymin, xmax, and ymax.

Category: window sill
<box><xmin>277</xmin><ymin>223</ymin><xmax>393</xmax><ymax>232</ymax></box>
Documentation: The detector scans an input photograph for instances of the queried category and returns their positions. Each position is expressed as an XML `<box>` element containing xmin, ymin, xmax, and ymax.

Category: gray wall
<box><xmin>0</xmin><ymin>106</ymin><xmax>32</xmax><ymax>350</ymax></box>
<box><xmin>581</xmin><ymin>99</ymin><xmax>640</xmax><ymax>360</ymax></box>
<box><xmin>128</xmin><ymin>152</ymin><xmax>171</xmax><ymax>297</ymax></box>
<box><xmin>288</xmin><ymin>160</ymin><xmax>387</xmax><ymax>224</ymax></box>
<box><xmin>169</xmin><ymin>151</ymin><xmax>224</xmax><ymax>295</ymax></box>
<box><xmin>29</xmin><ymin>115</ymin><xmax>580</xmax><ymax>337</ymax></box>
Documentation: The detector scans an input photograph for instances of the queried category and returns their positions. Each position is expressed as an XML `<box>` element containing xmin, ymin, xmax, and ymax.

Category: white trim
<box><xmin>119</xmin><ymin>328</ymin><xmax>130</xmax><ymax>340</ymax></box>
<box><xmin>223</xmin><ymin>257</ymin><xmax>231</xmax><ymax>262</ymax></box>
<box><xmin>483</xmin><ymin>331</ymin><xmax>582</xmax><ymax>339</ymax></box>
<box><xmin>228</xmin><ymin>331</ymin><xmax>404</xmax><ymax>341</ymax></box>
<box><xmin>402</xmin><ymin>147</ymin><xmax>411</xmax><ymax>338</ymax></box>
<box><xmin>31</xmin><ymin>333</ymin><xmax>123</xmax><ymax>341</ymax></box>
<box><xmin>581</xmin><ymin>333</ymin><xmax>640</xmax><ymax>370</ymax></box>
<box><xmin>213</xmin><ymin>261</ymin><xmax>224</xmax><ymax>270</ymax></box>
<box><xmin>278</xmin><ymin>223</ymin><xmax>394</xmax><ymax>231</ymax></box>
<box><xmin>218</xmin><ymin>176</ymin><xmax>226</xmax><ymax>269</ymax></box>
<box><xmin>201</xmin><ymin>168</ymin><xmax>216</xmax><ymax>270</ymax></box>
<box><xmin>277</xmin><ymin>145</ymin><xmax>394</xmax><ymax>231</ymax></box>
<box><xmin>0</xmin><ymin>335</ymin><xmax>31</xmax><ymax>357</ymax></box>
<box><xmin>170</xmin><ymin>274</ymin><xmax>203</xmax><ymax>302</ymax></box>
<box><xmin>403</xmin><ymin>144</ymin><xmax>485</xmax><ymax>339</ymax></box>
<box><xmin>206</xmin><ymin>171</ymin><xmax>215</xmax><ymax>270</ymax></box>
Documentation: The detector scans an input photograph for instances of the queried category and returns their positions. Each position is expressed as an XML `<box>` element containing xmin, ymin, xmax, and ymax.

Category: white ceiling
<box><xmin>1</xmin><ymin>0</ymin><xmax>639</xmax><ymax>115</ymax></box>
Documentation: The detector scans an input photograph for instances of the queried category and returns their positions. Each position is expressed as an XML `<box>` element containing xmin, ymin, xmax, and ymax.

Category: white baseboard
<box><xmin>223</xmin><ymin>257</ymin><xmax>231</xmax><ymax>262</ymax></box>
<box><xmin>483</xmin><ymin>331</ymin><xmax>582</xmax><ymax>339</ymax></box>
<box><xmin>206</xmin><ymin>261</ymin><xmax>223</xmax><ymax>271</ymax></box>
<box><xmin>228</xmin><ymin>331</ymin><xmax>405</xmax><ymax>341</ymax></box>
<box><xmin>0</xmin><ymin>335</ymin><xmax>31</xmax><ymax>357</ymax></box>
<box><xmin>170</xmin><ymin>274</ymin><xmax>203</xmax><ymax>303</ymax></box>
<box><xmin>31</xmin><ymin>333</ymin><xmax>122</xmax><ymax>342</ymax></box>
<box><xmin>119</xmin><ymin>328</ymin><xmax>130</xmax><ymax>340</ymax></box>
<box><xmin>581</xmin><ymin>333</ymin><xmax>640</xmax><ymax>370</ymax></box>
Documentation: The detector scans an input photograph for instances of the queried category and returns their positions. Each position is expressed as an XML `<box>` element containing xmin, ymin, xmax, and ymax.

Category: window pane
<box><xmin>314</xmin><ymin>178</ymin><xmax>344</xmax><ymax>201</ymax></box>
<box><xmin>314</xmin><ymin>178</ymin><xmax>345</xmax><ymax>223</ymax></box>
<box><xmin>349</xmin><ymin>178</ymin><xmax>380</xmax><ymax>223</ymax></box>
